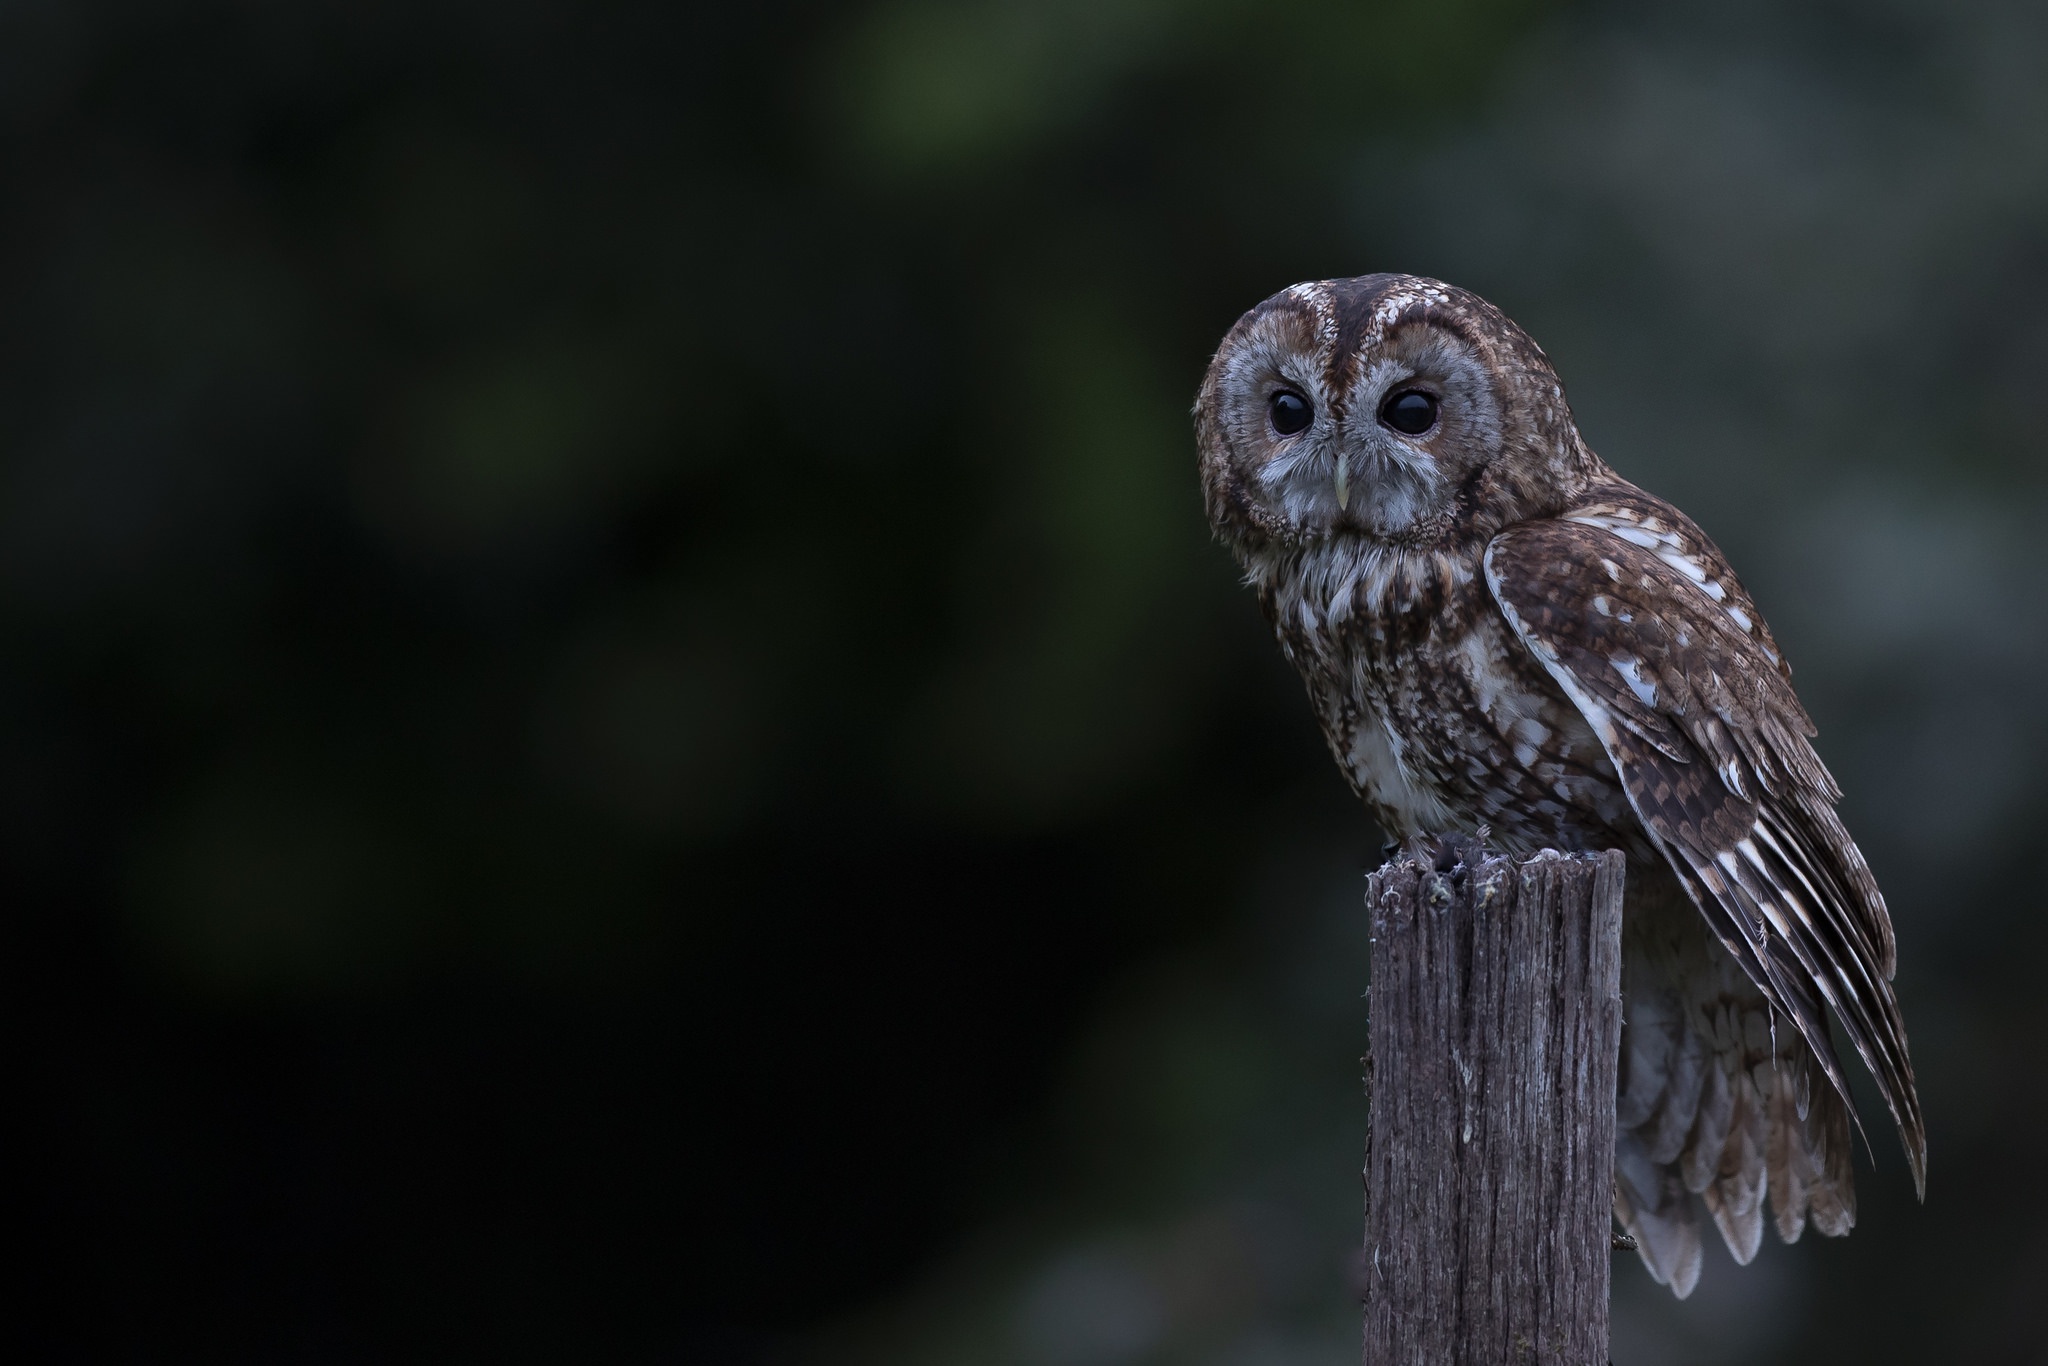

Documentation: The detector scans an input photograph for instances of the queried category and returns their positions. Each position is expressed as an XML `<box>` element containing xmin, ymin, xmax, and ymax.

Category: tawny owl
<box><xmin>1195</xmin><ymin>274</ymin><xmax>1923</xmax><ymax>1298</ymax></box>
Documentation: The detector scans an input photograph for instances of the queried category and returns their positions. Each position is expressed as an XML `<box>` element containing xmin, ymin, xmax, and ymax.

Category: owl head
<box><xmin>1194</xmin><ymin>274</ymin><xmax>1595</xmax><ymax>555</ymax></box>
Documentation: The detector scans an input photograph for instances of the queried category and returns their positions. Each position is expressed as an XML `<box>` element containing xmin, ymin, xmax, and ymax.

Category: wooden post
<box><xmin>1362</xmin><ymin>840</ymin><xmax>1625</xmax><ymax>1366</ymax></box>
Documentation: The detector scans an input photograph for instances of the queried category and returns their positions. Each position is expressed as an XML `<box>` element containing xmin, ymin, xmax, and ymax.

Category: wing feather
<box><xmin>1484</xmin><ymin>500</ymin><xmax>1925</xmax><ymax>1195</ymax></box>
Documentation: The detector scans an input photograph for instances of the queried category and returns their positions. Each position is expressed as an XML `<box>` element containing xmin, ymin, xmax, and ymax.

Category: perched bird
<box><xmin>1195</xmin><ymin>274</ymin><xmax>1923</xmax><ymax>1297</ymax></box>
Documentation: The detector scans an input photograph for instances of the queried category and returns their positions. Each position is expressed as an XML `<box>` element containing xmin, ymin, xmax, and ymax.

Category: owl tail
<box><xmin>1614</xmin><ymin>890</ymin><xmax>1857</xmax><ymax>1298</ymax></box>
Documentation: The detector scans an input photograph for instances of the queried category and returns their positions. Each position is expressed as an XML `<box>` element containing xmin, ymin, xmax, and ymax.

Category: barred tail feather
<box><xmin>1614</xmin><ymin>873</ymin><xmax>1859</xmax><ymax>1297</ymax></box>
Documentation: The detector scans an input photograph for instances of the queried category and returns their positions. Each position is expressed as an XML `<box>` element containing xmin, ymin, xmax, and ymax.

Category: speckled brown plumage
<box><xmin>1195</xmin><ymin>274</ymin><xmax>1924</xmax><ymax>1298</ymax></box>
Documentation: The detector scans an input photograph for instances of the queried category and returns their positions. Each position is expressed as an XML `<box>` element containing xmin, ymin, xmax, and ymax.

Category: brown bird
<box><xmin>1194</xmin><ymin>274</ymin><xmax>1923</xmax><ymax>1297</ymax></box>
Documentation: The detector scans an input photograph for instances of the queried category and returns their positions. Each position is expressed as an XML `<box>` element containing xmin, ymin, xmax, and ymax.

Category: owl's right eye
<box><xmin>1269</xmin><ymin>391</ymin><xmax>1312</xmax><ymax>436</ymax></box>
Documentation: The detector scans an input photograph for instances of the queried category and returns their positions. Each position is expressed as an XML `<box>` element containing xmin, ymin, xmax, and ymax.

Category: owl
<box><xmin>1195</xmin><ymin>274</ymin><xmax>1923</xmax><ymax>1298</ymax></box>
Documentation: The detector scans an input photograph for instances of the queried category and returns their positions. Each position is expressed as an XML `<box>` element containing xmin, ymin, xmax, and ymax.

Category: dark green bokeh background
<box><xmin>13</xmin><ymin>1</ymin><xmax>2048</xmax><ymax>1361</ymax></box>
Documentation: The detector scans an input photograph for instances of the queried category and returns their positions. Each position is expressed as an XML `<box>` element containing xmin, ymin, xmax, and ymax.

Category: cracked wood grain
<box><xmin>1363</xmin><ymin>841</ymin><xmax>1624</xmax><ymax>1366</ymax></box>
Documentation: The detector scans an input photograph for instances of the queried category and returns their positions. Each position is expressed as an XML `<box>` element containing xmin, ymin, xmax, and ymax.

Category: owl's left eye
<box><xmin>1269</xmin><ymin>391</ymin><xmax>1312</xmax><ymax>436</ymax></box>
<box><xmin>1380</xmin><ymin>388</ymin><xmax>1439</xmax><ymax>435</ymax></box>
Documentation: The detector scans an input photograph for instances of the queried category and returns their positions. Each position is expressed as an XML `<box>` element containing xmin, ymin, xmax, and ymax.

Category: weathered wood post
<box><xmin>1362</xmin><ymin>840</ymin><xmax>1625</xmax><ymax>1366</ymax></box>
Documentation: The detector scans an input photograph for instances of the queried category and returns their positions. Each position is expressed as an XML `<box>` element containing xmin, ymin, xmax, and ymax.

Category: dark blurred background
<box><xmin>11</xmin><ymin>0</ymin><xmax>2048</xmax><ymax>1361</ymax></box>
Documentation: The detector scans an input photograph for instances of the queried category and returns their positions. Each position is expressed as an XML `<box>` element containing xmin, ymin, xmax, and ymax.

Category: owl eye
<box><xmin>1269</xmin><ymin>390</ymin><xmax>1312</xmax><ymax>436</ymax></box>
<box><xmin>1380</xmin><ymin>389</ymin><xmax>1438</xmax><ymax>435</ymax></box>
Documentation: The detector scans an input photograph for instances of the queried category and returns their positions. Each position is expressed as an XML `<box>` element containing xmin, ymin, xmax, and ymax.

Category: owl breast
<box><xmin>1258</xmin><ymin>537</ymin><xmax>1642</xmax><ymax>858</ymax></box>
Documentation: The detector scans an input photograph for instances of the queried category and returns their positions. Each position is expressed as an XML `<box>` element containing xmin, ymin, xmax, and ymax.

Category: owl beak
<box><xmin>1334</xmin><ymin>451</ymin><xmax>1351</xmax><ymax>510</ymax></box>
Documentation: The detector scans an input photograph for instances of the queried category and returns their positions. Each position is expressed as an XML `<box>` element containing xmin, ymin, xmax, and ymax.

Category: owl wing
<box><xmin>1481</xmin><ymin>490</ymin><xmax>1925</xmax><ymax>1195</ymax></box>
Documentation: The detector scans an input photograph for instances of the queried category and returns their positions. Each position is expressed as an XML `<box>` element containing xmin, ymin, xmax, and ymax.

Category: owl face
<box><xmin>1197</xmin><ymin>275</ymin><xmax>1570</xmax><ymax>550</ymax></box>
